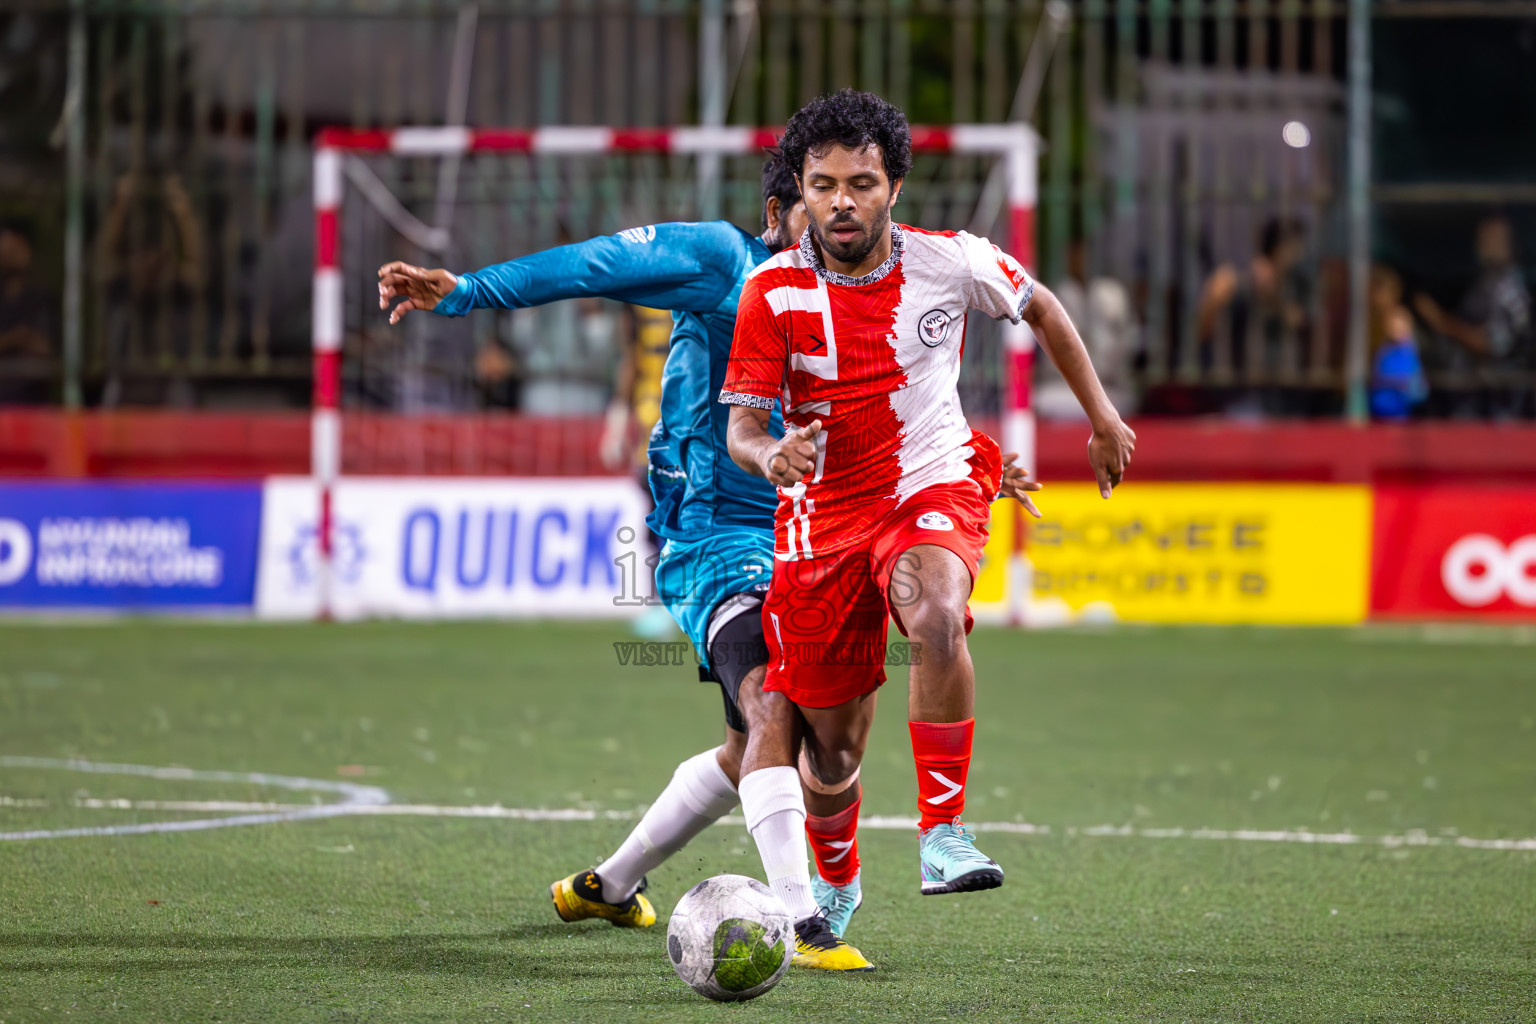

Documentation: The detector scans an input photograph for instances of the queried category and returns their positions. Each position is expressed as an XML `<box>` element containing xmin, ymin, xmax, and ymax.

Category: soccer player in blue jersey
<box><xmin>377</xmin><ymin>156</ymin><xmax>874</xmax><ymax>971</ymax></box>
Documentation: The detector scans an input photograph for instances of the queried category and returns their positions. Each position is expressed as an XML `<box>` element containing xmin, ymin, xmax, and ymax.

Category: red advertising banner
<box><xmin>1372</xmin><ymin>486</ymin><xmax>1536</xmax><ymax>618</ymax></box>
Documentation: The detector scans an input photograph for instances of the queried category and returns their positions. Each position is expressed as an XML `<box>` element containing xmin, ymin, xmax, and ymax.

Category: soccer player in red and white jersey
<box><xmin>720</xmin><ymin>91</ymin><xmax>1135</xmax><ymax>946</ymax></box>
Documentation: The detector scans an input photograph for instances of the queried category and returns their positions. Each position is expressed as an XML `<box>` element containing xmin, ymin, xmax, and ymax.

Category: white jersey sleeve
<box><xmin>960</xmin><ymin>231</ymin><xmax>1036</xmax><ymax>324</ymax></box>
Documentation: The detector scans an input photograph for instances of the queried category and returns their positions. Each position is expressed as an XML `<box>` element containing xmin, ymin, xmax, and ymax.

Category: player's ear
<box><xmin>888</xmin><ymin>177</ymin><xmax>905</xmax><ymax>207</ymax></box>
<box><xmin>765</xmin><ymin>196</ymin><xmax>781</xmax><ymax>232</ymax></box>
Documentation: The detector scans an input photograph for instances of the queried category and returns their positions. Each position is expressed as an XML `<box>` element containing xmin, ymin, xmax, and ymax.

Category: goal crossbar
<box><xmin>311</xmin><ymin>124</ymin><xmax>1039</xmax><ymax>622</ymax></box>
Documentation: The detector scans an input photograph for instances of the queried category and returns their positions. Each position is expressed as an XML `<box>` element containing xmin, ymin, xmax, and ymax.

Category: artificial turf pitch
<box><xmin>1</xmin><ymin>621</ymin><xmax>1533</xmax><ymax>1022</ymax></box>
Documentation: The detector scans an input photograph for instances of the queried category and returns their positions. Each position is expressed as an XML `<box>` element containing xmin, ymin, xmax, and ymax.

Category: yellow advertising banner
<box><xmin>973</xmin><ymin>484</ymin><xmax>1372</xmax><ymax>625</ymax></box>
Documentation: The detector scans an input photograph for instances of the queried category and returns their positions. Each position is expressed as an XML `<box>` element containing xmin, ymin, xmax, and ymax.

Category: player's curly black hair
<box><xmin>760</xmin><ymin>149</ymin><xmax>801</xmax><ymax>229</ymax></box>
<box><xmin>779</xmin><ymin>89</ymin><xmax>913</xmax><ymax>185</ymax></box>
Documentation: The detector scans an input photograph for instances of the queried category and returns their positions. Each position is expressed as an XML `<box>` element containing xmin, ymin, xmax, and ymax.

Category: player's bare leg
<box><xmin>735</xmin><ymin>682</ymin><xmax>813</xmax><ymax>912</ymax></box>
<box><xmin>891</xmin><ymin>543</ymin><xmax>1003</xmax><ymax>895</ymax></box>
<box><xmin>897</xmin><ymin>545</ymin><xmax>976</xmax><ymax>723</ymax></box>
<box><xmin>737</xmin><ymin>675</ymin><xmax>873</xmax><ymax>969</ymax></box>
<box><xmin>800</xmin><ymin>692</ymin><xmax>877</xmax><ymax>936</ymax></box>
<box><xmin>713</xmin><ymin>721</ymin><xmax>748</xmax><ymax>784</ymax></box>
<box><xmin>800</xmin><ymin>691</ymin><xmax>876</xmax><ymax>816</ymax></box>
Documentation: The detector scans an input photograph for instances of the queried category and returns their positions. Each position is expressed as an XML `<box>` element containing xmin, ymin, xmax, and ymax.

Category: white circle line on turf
<box><xmin>0</xmin><ymin>756</ymin><xmax>388</xmax><ymax>841</ymax></box>
<box><xmin>1</xmin><ymin>760</ymin><xmax>1533</xmax><ymax>851</ymax></box>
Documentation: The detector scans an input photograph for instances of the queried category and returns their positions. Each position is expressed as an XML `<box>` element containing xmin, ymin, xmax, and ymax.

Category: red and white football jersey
<box><xmin>720</xmin><ymin>223</ymin><xmax>1035</xmax><ymax>560</ymax></box>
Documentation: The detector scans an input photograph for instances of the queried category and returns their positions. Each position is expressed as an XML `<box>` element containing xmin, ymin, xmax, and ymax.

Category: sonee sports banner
<box><xmin>981</xmin><ymin>483</ymin><xmax>1374</xmax><ymax>625</ymax></box>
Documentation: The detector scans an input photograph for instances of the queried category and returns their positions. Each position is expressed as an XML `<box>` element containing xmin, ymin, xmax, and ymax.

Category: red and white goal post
<box><xmin>311</xmin><ymin>124</ymin><xmax>1039</xmax><ymax>623</ymax></box>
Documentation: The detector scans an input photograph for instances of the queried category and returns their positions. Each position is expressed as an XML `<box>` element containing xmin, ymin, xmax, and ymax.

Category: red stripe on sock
<box><xmin>910</xmin><ymin>719</ymin><xmax>974</xmax><ymax>830</ymax></box>
<box><xmin>805</xmin><ymin>796</ymin><xmax>861</xmax><ymax>886</ymax></box>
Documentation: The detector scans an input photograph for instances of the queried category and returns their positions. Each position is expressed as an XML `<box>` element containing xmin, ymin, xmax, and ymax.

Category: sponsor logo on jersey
<box><xmin>619</xmin><ymin>225</ymin><xmax>657</xmax><ymax>245</ymax></box>
<box><xmin>992</xmin><ymin>247</ymin><xmax>1027</xmax><ymax>291</ymax></box>
<box><xmin>918</xmin><ymin>308</ymin><xmax>952</xmax><ymax>347</ymax></box>
<box><xmin>916</xmin><ymin>511</ymin><xmax>954</xmax><ymax>531</ymax></box>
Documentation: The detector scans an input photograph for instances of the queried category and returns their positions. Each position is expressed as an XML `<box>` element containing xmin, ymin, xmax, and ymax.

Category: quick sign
<box><xmin>255</xmin><ymin>477</ymin><xmax>652</xmax><ymax>619</ymax></box>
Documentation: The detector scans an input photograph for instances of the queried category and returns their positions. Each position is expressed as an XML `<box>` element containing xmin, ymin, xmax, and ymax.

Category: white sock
<box><xmin>739</xmin><ymin>765</ymin><xmax>818</xmax><ymax>922</ymax></box>
<box><xmin>595</xmin><ymin>746</ymin><xmax>738</xmax><ymax>903</ymax></box>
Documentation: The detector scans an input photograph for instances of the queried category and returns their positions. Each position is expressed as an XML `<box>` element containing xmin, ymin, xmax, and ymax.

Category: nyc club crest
<box><xmin>919</xmin><ymin>309</ymin><xmax>953</xmax><ymax>347</ymax></box>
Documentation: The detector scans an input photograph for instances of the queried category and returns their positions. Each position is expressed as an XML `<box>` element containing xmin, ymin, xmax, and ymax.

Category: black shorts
<box><xmin>699</xmin><ymin>592</ymin><xmax>769</xmax><ymax>733</ymax></box>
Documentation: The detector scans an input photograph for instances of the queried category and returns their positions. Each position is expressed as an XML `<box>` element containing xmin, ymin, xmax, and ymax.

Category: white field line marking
<box><xmin>75</xmin><ymin>798</ymin><xmax>316</xmax><ymax>813</ymax></box>
<box><xmin>770</xmin><ymin>815</ymin><xmax>1536</xmax><ymax>851</ymax></box>
<box><xmin>3</xmin><ymin>760</ymin><xmax>1534</xmax><ymax>852</ymax></box>
<box><xmin>0</xmin><ymin>795</ymin><xmax>49</xmax><ymax>808</ymax></box>
<box><xmin>0</xmin><ymin>756</ymin><xmax>386</xmax><ymax>841</ymax></box>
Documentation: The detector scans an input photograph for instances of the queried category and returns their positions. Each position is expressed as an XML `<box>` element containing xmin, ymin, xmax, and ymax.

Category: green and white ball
<box><xmin>666</xmin><ymin>874</ymin><xmax>793</xmax><ymax>1002</ymax></box>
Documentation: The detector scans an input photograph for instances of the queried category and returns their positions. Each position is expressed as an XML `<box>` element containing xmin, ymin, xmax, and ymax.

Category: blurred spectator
<box><xmin>1369</xmin><ymin>264</ymin><xmax>1407</xmax><ymax>353</ymax></box>
<box><xmin>1370</xmin><ymin>306</ymin><xmax>1427</xmax><ymax>420</ymax></box>
<box><xmin>1038</xmin><ymin>239</ymin><xmax>1137</xmax><ymax>420</ymax></box>
<box><xmin>1412</xmin><ymin>216</ymin><xmax>1532</xmax><ymax>418</ymax></box>
<box><xmin>473</xmin><ymin>336</ymin><xmax>524</xmax><ymax>409</ymax></box>
<box><xmin>1198</xmin><ymin>217</ymin><xmax>1312</xmax><ymax>413</ymax></box>
<box><xmin>96</xmin><ymin>174</ymin><xmax>206</xmax><ymax>407</ymax></box>
<box><xmin>0</xmin><ymin>220</ymin><xmax>57</xmax><ymax>404</ymax></box>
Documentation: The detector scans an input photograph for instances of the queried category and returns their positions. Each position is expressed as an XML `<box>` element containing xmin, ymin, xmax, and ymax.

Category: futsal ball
<box><xmin>666</xmin><ymin>874</ymin><xmax>793</xmax><ymax>1002</ymax></box>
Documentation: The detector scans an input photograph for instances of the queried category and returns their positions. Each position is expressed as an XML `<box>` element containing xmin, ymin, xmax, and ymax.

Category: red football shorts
<box><xmin>760</xmin><ymin>477</ymin><xmax>994</xmax><ymax>709</ymax></box>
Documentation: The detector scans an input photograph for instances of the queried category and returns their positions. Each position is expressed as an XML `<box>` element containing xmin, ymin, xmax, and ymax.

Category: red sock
<box><xmin>910</xmin><ymin>719</ymin><xmax>975</xmax><ymax>830</ymax></box>
<box><xmin>805</xmin><ymin>797</ymin><xmax>861</xmax><ymax>886</ymax></box>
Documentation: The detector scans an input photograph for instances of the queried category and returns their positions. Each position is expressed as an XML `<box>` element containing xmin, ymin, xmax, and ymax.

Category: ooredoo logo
<box><xmin>0</xmin><ymin>518</ymin><xmax>32</xmax><ymax>586</ymax></box>
<box><xmin>1440</xmin><ymin>534</ymin><xmax>1536</xmax><ymax>608</ymax></box>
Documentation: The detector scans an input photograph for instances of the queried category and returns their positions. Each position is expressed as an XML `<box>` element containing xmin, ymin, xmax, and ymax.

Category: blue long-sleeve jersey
<box><xmin>433</xmin><ymin>220</ymin><xmax>782</xmax><ymax>542</ymax></box>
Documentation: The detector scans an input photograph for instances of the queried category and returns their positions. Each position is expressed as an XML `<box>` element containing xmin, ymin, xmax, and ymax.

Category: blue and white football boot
<box><xmin>918</xmin><ymin>817</ymin><xmax>1004</xmax><ymax>895</ymax></box>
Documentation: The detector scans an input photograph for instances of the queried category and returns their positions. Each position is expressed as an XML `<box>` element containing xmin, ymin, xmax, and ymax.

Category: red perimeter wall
<box><xmin>3</xmin><ymin>409</ymin><xmax>1536</xmax><ymax>483</ymax></box>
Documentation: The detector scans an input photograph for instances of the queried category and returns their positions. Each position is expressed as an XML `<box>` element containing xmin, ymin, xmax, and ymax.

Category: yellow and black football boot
<box><xmin>549</xmin><ymin>870</ymin><xmax>656</xmax><ymax>928</ymax></box>
<box><xmin>792</xmin><ymin>911</ymin><xmax>875</xmax><ymax>971</ymax></box>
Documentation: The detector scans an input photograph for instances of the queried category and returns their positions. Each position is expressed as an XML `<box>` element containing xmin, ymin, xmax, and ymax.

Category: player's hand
<box><xmin>1088</xmin><ymin>417</ymin><xmax>1135</xmax><ymax>499</ymax></box>
<box><xmin>999</xmin><ymin>452</ymin><xmax>1043</xmax><ymax>518</ymax></box>
<box><xmin>378</xmin><ymin>261</ymin><xmax>458</xmax><ymax>324</ymax></box>
<box><xmin>762</xmin><ymin>420</ymin><xmax>821</xmax><ymax>487</ymax></box>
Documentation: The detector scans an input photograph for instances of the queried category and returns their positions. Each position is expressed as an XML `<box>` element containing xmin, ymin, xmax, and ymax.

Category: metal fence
<box><xmin>1</xmin><ymin>1</ymin><xmax>1532</xmax><ymax>419</ymax></box>
<box><xmin>337</xmin><ymin>146</ymin><xmax>1015</xmax><ymax>419</ymax></box>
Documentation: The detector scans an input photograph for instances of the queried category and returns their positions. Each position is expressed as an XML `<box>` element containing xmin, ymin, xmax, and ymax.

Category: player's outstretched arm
<box><xmin>377</xmin><ymin>262</ymin><xmax>458</xmax><ymax>324</ymax></box>
<box><xmin>726</xmin><ymin>406</ymin><xmax>821</xmax><ymax>488</ymax></box>
<box><xmin>1021</xmin><ymin>282</ymin><xmax>1136</xmax><ymax>498</ymax></box>
<box><xmin>378</xmin><ymin>224</ymin><xmax>740</xmax><ymax>325</ymax></box>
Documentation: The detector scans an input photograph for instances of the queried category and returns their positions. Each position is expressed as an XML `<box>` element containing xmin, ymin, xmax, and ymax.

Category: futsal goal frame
<box><xmin>311</xmin><ymin>124</ymin><xmax>1039</xmax><ymax>623</ymax></box>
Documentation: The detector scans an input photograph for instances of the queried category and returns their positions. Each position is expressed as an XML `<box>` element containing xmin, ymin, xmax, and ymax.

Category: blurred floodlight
<box><xmin>1282</xmin><ymin>121</ymin><xmax>1312</xmax><ymax>149</ymax></box>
